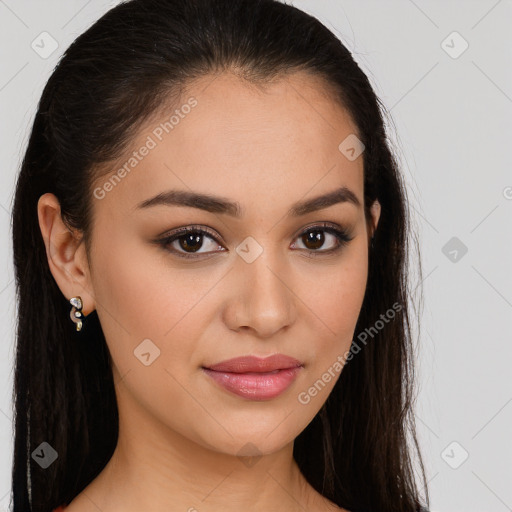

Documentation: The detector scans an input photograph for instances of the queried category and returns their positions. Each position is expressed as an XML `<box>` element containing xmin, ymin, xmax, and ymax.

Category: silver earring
<box><xmin>69</xmin><ymin>296</ymin><xmax>84</xmax><ymax>331</ymax></box>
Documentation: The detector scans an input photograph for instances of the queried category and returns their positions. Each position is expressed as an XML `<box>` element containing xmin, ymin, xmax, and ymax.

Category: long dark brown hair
<box><xmin>10</xmin><ymin>1</ymin><xmax>429</xmax><ymax>511</ymax></box>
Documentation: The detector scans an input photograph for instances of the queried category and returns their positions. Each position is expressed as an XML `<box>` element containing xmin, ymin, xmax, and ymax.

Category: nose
<box><xmin>222</xmin><ymin>249</ymin><xmax>296</xmax><ymax>338</ymax></box>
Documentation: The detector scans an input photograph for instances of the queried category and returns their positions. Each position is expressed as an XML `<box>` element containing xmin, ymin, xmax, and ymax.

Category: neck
<box><xmin>70</xmin><ymin>372</ymin><xmax>338</xmax><ymax>512</ymax></box>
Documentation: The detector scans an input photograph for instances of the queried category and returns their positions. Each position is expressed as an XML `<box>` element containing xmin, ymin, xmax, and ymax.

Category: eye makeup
<box><xmin>153</xmin><ymin>221</ymin><xmax>354</xmax><ymax>261</ymax></box>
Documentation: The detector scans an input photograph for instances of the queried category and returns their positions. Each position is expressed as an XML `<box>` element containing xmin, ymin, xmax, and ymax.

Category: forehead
<box><xmin>92</xmin><ymin>70</ymin><xmax>364</xmax><ymax>217</ymax></box>
<box><xmin>170</xmin><ymin>70</ymin><xmax>360</xmax><ymax>168</ymax></box>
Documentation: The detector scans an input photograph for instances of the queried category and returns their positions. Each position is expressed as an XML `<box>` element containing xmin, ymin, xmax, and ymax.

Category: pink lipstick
<box><xmin>202</xmin><ymin>354</ymin><xmax>303</xmax><ymax>400</ymax></box>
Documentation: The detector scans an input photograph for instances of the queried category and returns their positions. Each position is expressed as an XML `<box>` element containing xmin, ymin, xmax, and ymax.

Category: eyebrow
<box><xmin>135</xmin><ymin>186</ymin><xmax>361</xmax><ymax>218</ymax></box>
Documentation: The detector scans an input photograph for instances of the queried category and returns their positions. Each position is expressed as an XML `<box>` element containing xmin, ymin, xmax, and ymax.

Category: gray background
<box><xmin>1</xmin><ymin>1</ymin><xmax>511</xmax><ymax>511</ymax></box>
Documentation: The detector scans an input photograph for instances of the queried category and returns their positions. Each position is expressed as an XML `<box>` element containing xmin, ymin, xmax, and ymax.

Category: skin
<box><xmin>38</xmin><ymin>71</ymin><xmax>380</xmax><ymax>512</ymax></box>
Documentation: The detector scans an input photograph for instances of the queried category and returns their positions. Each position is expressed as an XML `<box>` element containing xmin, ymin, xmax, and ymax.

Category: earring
<box><xmin>69</xmin><ymin>296</ymin><xmax>84</xmax><ymax>331</ymax></box>
<box><xmin>370</xmin><ymin>235</ymin><xmax>375</xmax><ymax>250</ymax></box>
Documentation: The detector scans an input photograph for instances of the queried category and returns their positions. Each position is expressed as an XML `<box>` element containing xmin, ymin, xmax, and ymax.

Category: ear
<box><xmin>37</xmin><ymin>193</ymin><xmax>96</xmax><ymax>316</ymax></box>
<box><xmin>368</xmin><ymin>199</ymin><xmax>381</xmax><ymax>240</ymax></box>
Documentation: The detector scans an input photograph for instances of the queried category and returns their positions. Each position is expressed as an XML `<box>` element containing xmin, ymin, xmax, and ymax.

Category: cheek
<box><xmin>292</xmin><ymin>248</ymin><xmax>367</xmax><ymax>407</ymax></box>
<box><xmin>89</xmin><ymin>236</ymin><xmax>218</xmax><ymax>440</ymax></box>
<box><xmin>89</xmin><ymin>230</ymin><xmax>209</xmax><ymax>374</ymax></box>
<box><xmin>301</xmin><ymin>244</ymin><xmax>368</xmax><ymax>341</ymax></box>
<box><xmin>297</xmin><ymin>244</ymin><xmax>368</xmax><ymax>381</ymax></box>
<box><xmin>92</xmin><ymin>228</ymin><xmax>211</xmax><ymax>336</ymax></box>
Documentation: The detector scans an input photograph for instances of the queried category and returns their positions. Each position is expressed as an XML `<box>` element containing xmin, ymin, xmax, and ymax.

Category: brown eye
<box><xmin>177</xmin><ymin>232</ymin><xmax>205</xmax><ymax>253</ymax></box>
<box><xmin>158</xmin><ymin>227</ymin><xmax>225</xmax><ymax>259</ymax></box>
<box><xmin>156</xmin><ymin>222</ymin><xmax>353</xmax><ymax>261</ymax></box>
<box><xmin>301</xmin><ymin>229</ymin><xmax>326</xmax><ymax>250</ymax></box>
<box><xmin>291</xmin><ymin>224</ymin><xmax>353</xmax><ymax>256</ymax></box>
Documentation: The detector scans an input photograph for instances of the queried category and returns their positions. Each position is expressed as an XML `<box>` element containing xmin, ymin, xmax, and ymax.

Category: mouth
<box><xmin>203</xmin><ymin>353</ymin><xmax>303</xmax><ymax>373</ymax></box>
<box><xmin>201</xmin><ymin>354</ymin><xmax>304</xmax><ymax>400</ymax></box>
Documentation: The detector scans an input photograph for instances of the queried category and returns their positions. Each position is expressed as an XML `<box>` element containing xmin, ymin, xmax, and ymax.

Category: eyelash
<box><xmin>155</xmin><ymin>222</ymin><xmax>354</xmax><ymax>261</ymax></box>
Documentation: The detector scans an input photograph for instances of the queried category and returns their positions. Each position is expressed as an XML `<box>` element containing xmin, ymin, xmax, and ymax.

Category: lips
<box><xmin>204</xmin><ymin>354</ymin><xmax>303</xmax><ymax>373</ymax></box>
<box><xmin>202</xmin><ymin>354</ymin><xmax>304</xmax><ymax>400</ymax></box>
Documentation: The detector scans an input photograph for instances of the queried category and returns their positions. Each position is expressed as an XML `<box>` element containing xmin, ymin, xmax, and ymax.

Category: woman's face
<box><xmin>83</xmin><ymin>71</ymin><xmax>380</xmax><ymax>456</ymax></box>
